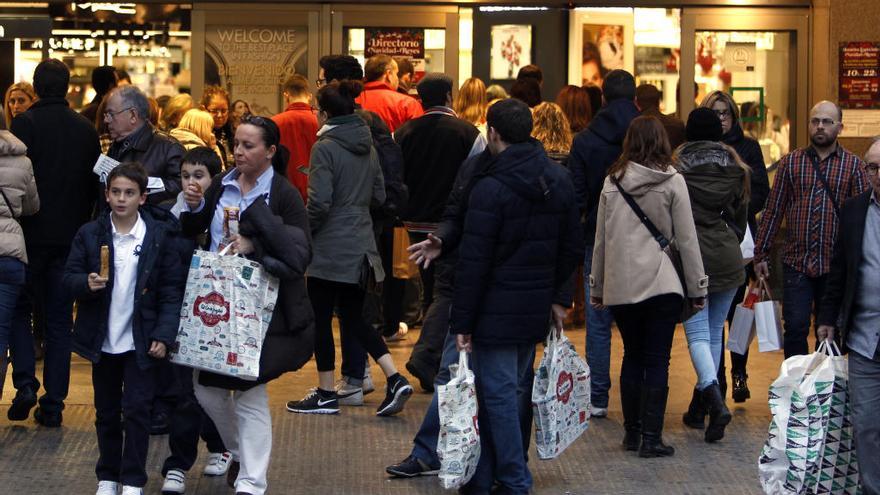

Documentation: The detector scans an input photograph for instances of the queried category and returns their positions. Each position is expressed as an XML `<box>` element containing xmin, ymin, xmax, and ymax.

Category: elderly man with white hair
<box><xmin>817</xmin><ymin>136</ymin><xmax>880</xmax><ymax>494</ymax></box>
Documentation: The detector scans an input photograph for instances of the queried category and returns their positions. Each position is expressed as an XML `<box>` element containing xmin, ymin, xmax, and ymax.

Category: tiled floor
<box><xmin>1</xmin><ymin>326</ymin><xmax>787</xmax><ymax>494</ymax></box>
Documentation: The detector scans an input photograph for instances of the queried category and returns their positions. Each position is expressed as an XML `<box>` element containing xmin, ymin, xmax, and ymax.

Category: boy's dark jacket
<box><xmin>450</xmin><ymin>140</ymin><xmax>584</xmax><ymax>345</ymax></box>
<box><xmin>63</xmin><ymin>204</ymin><xmax>185</xmax><ymax>370</ymax></box>
<box><xmin>181</xmin><ymin>171</ymin><xmax>315</xmax><ymax>390</ymax></box>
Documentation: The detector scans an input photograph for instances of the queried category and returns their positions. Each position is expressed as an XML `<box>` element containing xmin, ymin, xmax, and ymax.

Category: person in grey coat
<box><xmin>286</xmin><ymin>80</ymin><xmax>413</xmax><ymax>417</ymax></box>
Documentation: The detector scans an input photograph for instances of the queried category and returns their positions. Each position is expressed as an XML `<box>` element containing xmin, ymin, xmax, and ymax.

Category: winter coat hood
<box><xmin>488</xmin><ymin>139</ymin><xmax>556</xmax><ymax>202</ymax></box>
<box><xmin>676</xmin><ymin>141</ymin><xmax>747</xmax><ymax>211</ymax></box>
<box><xmin>319</xmin><ymin>114</ymin><xmax>373</xmax><ymax>156</ymax></box>
<box><xmin>614</xmin><ymin>161</ymin><xmax>678</xmax><ymax>196</ymax></box>
<box><xmin>586</xmin><ymin>99</ymin><xmax>641</xmax><ymax>147</ymax></box>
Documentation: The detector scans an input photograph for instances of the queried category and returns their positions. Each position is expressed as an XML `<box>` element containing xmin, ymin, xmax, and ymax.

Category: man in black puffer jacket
<box><xmin>451</xmin><ymin>99</ymin><xmax>583</xmax><ymax>495</ymax></box>
<box><xmin>567</xmin><ymin>69</ymin><xmax>639</xmax><ymax>417</ymax></box>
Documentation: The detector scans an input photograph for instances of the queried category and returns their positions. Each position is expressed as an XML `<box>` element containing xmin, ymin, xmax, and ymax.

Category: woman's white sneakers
<box><xmin>203</xmin><ymin>451</ymin><xmax>233</xmax><ymax>476</ymax></box>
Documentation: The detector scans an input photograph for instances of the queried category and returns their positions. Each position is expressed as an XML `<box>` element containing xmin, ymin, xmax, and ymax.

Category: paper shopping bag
<box><xmin>170</xmin><ymin>248</ymin><xmax>279</xmax><ymax>380</ymax></box>
<box><xmin>754</xmin><ymin>279</ymin><xmax>783</xmax><ymax>352</ymax></box>
<box><xmin>728</xmin><ymin>304</ymin><xmax>755</xmax><ymax>355</ymax></box>
<box><xmin>392</xmin><ymin>226</ymin><xmax>419</xmax><ymax>280</ymax></box>
<box><xmin>437</xmin><ymin>351</ymin><xmax>480</xmax><ymax>489</ymax></box>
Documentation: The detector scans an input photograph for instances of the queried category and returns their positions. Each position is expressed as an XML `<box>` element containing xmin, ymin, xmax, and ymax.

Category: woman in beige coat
<box><xmin>590</xmin><ymin>116</ymin><xmax>707</xmax><ymax>458</ymax></box>
<box><xmin>0</xmin><ymin>124</ymin><xmax>39</xmax><ymax>398</ymax></box>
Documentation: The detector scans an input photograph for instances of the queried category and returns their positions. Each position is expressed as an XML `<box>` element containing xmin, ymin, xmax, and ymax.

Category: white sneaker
<box><xmin>121</xmin><ymin>486</ymin><xmax>143</xmax><ymax>495</ymax></box>
<box><xmin>384</xmin><ymin>322</ymin><xmax>409</xmax><ymax>342</ymax></box>
<box><xmin>96</xmin><ymin>481</ymin><xmax>119</xmax><ymax>495</ymax></box>
<box><xmin>203</xmin><ymin>451</ymin><xmax>232</xmax><ymax>476</ymax></box>
<box><xmin>363</xmin><ymin>359</ymin><xmax>375</xmax><ymax>395</ymax></box>
<box><xmin>161</xmin><ymin>469</ymin><xmax>186</xmax><ymax>494</ymax></box>
<box><xmin>590</xmin><ymin>406</ymin><xmax>608</xmax><ymax>418</ymax></box>
<box><xmin>335</xmin><ymin>378</ymin><xmax>364</xmax><ymax>406</ymax></box>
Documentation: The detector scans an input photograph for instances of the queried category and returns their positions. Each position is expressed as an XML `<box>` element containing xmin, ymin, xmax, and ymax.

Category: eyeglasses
<box><xmin>866</xmin><ymin>163</ymin><xmax>880</xmax><ymax>176</ymax></box>
<box><xmin>315</xmin><ymin>78</ymin><xmax>326</xmax><ymax>89</ymax></box>
<box><xmin>103</xmin><ymin>107</ymin><xmax>134</xmax><ymax>120</ymax></box>
<box><xmin>810</xmin><ymin>118</ymin><xmax>838</xmax><ymax>127</ymax></box>
<box><xmin>713</xmin><ymin>109</ymin><xmax>731</xmax><ymax>120</ymax></box>
<box><xmin>207</xmin><ymin>107</ymin><xmax>229</xmax><ymax>116</ymax></box>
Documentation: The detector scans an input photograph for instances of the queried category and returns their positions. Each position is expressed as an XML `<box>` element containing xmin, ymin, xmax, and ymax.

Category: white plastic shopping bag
<box><xmin>532</xmin><ymin>327</ymin><xmax>591</xmax><ymax>460</ymax></box>
<box><xmin>740</xmin><ymin>224</ymin><xmax>755</xmax><ymax>263</ymax></box>
<box><xmin>169</xmin><ymin>246</ymin><xmax>279</xmax><ymax>380</ymax></box>
<box><xmin>437</xmin><ymin>350</ymin><xmax>480</xmax><ymax>489</ymax></box>
<box><xmin>758</xmin><ymin>341</ymin><xmax>860</xmax><ymax>494</ymax></box>
<box><xmin>754</xmin><ymin>279</ymin><xmax>783</xmax><ymax>352</ymax></box>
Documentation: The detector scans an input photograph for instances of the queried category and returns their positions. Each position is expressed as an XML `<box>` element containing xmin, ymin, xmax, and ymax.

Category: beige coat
<box><xmin>590</xmin><ymin>161</ymin><xmax>707</xmax><ymax>306</ymax></box>
<box><xmin>0</xmin><ymin>130</ymin><xmax>39</xmax><ymax>264</ymax></box>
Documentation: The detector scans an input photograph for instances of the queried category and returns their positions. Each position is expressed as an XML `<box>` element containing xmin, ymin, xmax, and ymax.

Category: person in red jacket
<box><xmin>355</xmin><ymin>54</ymin><xmax>423</xmax><ymax>132</ymax></box>
<box><xmin>271</xmin><ymin>74</ymin><xmax>318</xmax><ymax>202</ymax></box>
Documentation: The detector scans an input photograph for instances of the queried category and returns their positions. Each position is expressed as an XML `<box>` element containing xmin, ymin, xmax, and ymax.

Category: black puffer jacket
<box><xmin>180</xmin><ymin>171</ymin><xmax>314</xmax><ymax>390</ymax></box>
<box><xmin>722</xmin><ymin>124</ymin><xmax>769</xmax><ymax>232</ymax></box>
<box><xmin>108</xmin><ymin>122</ymin><xmax>184</xmax><ymax>205</ymax></box>
<box><xmin>450</xmin><ymin>140</ymin><xmax>583</xmax><ymax>345</ymax></box>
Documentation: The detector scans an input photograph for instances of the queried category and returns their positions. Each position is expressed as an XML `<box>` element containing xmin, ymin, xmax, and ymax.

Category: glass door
<box><xmin>680</xmin><ymin>8</ymin><xmax>809</xmax><ymax>153</ymax></box>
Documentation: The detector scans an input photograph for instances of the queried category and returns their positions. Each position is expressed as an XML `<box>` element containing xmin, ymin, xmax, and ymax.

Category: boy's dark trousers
<box><xmin>93</xmin><ymin>351</ymin><xmax>156</xmax><ymax>487</ymax></box>
<box><xmin>162</xmin><ymin>363</ymin><xmax>227</xmax><ymax>475</ymax></box>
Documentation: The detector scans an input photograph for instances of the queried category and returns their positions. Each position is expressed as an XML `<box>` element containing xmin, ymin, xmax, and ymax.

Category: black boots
<box><xmin>717</xmin><ymin>363</ymin><xmax>728</xmax><ymax>400</ymax></box>
<box><xmin>681</xmin><ymin>387</ymin><xmax>706</xmax><ymax>429</ymax></box>
<box><xmin>703</xmin><ymin>383</ymin><xmax>732</xmax><ymax>443</ymax></box>
<box><xmin>620</xmin><ymin>379</ymin><xmax>642</xmax><ymax>451</ymax></box>
<box><xmin>638</xmin><ymin>387</ymin><xmax>675</xmax><ymax>458</ymax></box>
<box><xmin>732</xmin><ymin>373</ymin><xmax>751</xmax><ymax>403</ymax></box>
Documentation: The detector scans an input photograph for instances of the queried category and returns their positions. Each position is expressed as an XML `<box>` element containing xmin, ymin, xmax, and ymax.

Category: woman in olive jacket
<box><xmin>676</xmin><ymin>108</ymin><xmax>751</xmax><ymax>444</ymax></box>
<box><xmin>179</xmin><ymin>115</ymin><xmax>313</xmax><ymax>495</ymax></box>
<box><xmin>0</xmin><ymin>126</ymin><xmax>39</xmax><ymax>397</ymax></box>
<box><xmin>590</xmin><ymin>116</ymin><xmax>708</xmax><ymax>459</ymax></box>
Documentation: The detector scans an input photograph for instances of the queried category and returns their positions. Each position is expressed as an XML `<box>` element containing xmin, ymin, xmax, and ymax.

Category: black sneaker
<box><xmin>7</xmin><ymin>387</ymin><xmax>37</xmax><ymax>421</ymax></box>
<box><xmin>33</xmin><ymin>406</ymin><xmax>62</xmax><ymax>427</ymax></box>
<box><xmin>386</xmin><ymin>455</ymin><xmax>440</xmax><ymax>478</ymax></box>
<box><xmin>286</xmin><ymin>389</ymin><xmax>339</xmax><ymax>415</ymax></box>
<box><xmin>376</xmin><ymin>374</ymin><xmax>413</xmax><ymax>417</ymax></box>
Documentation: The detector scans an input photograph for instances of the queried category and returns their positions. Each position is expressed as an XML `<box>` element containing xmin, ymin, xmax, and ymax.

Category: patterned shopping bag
<box><xmin>437</xmin><ymin>350</ymin><xmax>481</xmax><ymax>489</ymax></box>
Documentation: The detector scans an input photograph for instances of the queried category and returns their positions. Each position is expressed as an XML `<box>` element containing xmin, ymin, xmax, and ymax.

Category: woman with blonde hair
<box><xmin>531</xmin><ymin>102</ymin><xmax>572</xmax><ymax>165</ymax></box>
<box><xmin>591</xmin><ymin>115</ymin><xmax>707</xmax><ymax>458</ymax></box>
<box><xmin>170</xmin><ymin>109</ymin><xmax>222</xmax><ymax>158</ymax></box>
<box><xmin>4</xmin><ymin>82</ymin><xmax>37</xmax><ymax>128</ymax></box>
<box><xmin>161</xmin><ymin>93</ymin><xmax>194</xmax><ymax>131</ymax></box>
<box><xmin>453</xmin><ymin>77</ymin><xmax>488</xmax><ymax>132</ymax></box>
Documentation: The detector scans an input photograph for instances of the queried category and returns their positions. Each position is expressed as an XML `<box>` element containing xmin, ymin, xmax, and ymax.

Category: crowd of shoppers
<box><xmin>2</xmin><ymin>53</ymin><xmax>879</xmax><ymax>495</ymax></box>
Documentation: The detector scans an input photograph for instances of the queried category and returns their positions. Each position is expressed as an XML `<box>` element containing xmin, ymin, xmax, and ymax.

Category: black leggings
<box><xmin>610</xmin><ymin>293</ymin><xmax>682</xmax><ymax>389</ymax></box>
<box><xmin>309</xmin><ymin>277</ymin><xmax>390</xmax><ymax>373</ymax></box>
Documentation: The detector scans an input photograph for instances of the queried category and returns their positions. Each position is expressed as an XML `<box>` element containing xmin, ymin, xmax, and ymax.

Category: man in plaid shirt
<box><xmin>753</xmin><ymin>100</ymin><xmax>869</xmax><ymax>357</ymax></box>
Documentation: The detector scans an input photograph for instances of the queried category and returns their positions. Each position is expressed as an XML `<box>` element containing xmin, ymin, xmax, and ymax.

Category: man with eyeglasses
<box><xmin>105</xmin><ymin>85</ymin><xmax>184</xmax><ymax>205</ymax></box>
<box><xmin>815</xmin><ymin>137</ymin><xmax>880</xmax><ymax>494</ymax></box>
<box><xmin>8</xmin><ymin>59</ymin><xmax>101</xmax><ymax>427</ymax></box>
<box><xmin>753</xmin><ymin>100</ymin><xmax>869</xmax><ymax>357</ymax></box>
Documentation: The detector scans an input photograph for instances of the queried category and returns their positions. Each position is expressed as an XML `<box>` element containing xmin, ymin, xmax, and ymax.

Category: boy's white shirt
<box><xmin>170</xmin><ymin>191</ymin><xmax>186</xmax><ymax>219</ymax></box>
<box><xmin>103</xmin><ymin>212</ymin><xmax>146</xmax><ymax>355</ymax></box>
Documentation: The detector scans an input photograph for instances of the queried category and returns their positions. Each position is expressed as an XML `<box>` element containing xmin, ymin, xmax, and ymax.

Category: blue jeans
<box><xmin>683</xmin><ymin>288</ymin><xmax>738</xmax><ymax>390</ymax></box>
<box><xmin>849</xmin><ymin>351</ymin><xmax>880</xmax><ymax>495</ymax></box>
<box><xmin>13</xmin><ymin>247</ymin><xmax>74</xmax><ymax>412</ymax></box>
<box><xmin>584</xmin><ymin>247</ymin><xmax>614</xmax><ymax>408</ymax></box>
<box><xmin>463</xmin><ymin>342</ymin><xmax>536</xmax><ymax>495</ymax></box>
<box><xmin>0</xmin><ymin>257</ymin><xmax>26</xmax><ymax>355</ymax></box>
<box><xmin>781</xmin><ymin>265</ymin><xmax>827</xmax><ymax>358</ymax></box>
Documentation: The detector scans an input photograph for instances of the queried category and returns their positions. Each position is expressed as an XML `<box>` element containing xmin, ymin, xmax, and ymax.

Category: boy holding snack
<box><xmin>161</xmin><ymin>147</ymin><xmax>233</xmax><ymax>493</ymax></box>
<box><xmin>63</xmin><ymin>162</ymin><xmax>184</xmax><ymax>495</ymax></box>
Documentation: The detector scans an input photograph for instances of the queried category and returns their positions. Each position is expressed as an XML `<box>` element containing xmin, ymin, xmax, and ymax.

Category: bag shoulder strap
<box><xmin>0</xmin><ymin>188</ymin><xmax>16</xmax><ymax>219</ymax></box>
<box><xmin>611</xmin><ymin>177</ymin><xmax>670</xmax><ymax>249</ymax></box>
<box><xmin>808</xmin><ymin>153</ymin><xmax>842</xmax><ymax>217</ymax></box>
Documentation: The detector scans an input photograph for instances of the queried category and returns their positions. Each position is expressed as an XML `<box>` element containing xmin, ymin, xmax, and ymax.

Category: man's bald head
<box><xmin>809</xmin><ymin>100</ymin><xmax>844</xmax><ymax>149</ymax></box>
<box><xmin>865</xmin><ymin>137</ymin><xmax>880</xmax><ymax>196</ymax></box>
<box><xmin>811</xmin><ymin>100</ymin><xmax>843</xmax><ymax>122</ymax></box>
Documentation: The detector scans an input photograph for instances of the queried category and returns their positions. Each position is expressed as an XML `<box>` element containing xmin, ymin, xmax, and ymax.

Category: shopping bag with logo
<box><xmin>437</xmin><ymin>350</ymin><xmax>480</xmax><ymax>490</ymax></box>
<box><xmin>170</xmin><ymin>246</ymin><xmax>279</xmax><ymax>380</ymax></box>
<box><xmin>754</xmin><ymin>279</ymin><xmax>783</xmax><ymax>352</ymax></box>
<box><xmin>757</xmin><ymin>342</ymin><xmax>859</xmax><ymax>494</ymax></box>
<box><xmin>728</xmin><ymin>282</ymin><xmax>762</xmax><ymax>355</ymax></box>
<box><xmin>532</xmin><ymin>327</ymin><xmax>591</xmax><ymax>460</ymax></box>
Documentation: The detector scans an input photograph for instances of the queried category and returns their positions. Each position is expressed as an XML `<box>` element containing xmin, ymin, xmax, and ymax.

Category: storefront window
<box><xmin>345</xmin><ymin>27</ymin><xmax>446</xmax><ymax>85</ymax></box>
<box><xmin>634</xmin><ymin>8</ymin><xmax>681</xmax><ymax>115</ymax></box>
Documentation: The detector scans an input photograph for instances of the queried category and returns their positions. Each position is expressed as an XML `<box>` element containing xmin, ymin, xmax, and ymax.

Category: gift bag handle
<box><xmin>456</xmin><ymin>350</ymin><xmax>469</xmax><ymax>379</ymax></box>
<box><xmin>218</xmin><ymin>243</ymin><xmax>235</xmax><ymax>256</ymax></box>
<box><xmin>757</xmin><ymin>277</ymin><xmax>775</xmax><ymax>301</ymax></box>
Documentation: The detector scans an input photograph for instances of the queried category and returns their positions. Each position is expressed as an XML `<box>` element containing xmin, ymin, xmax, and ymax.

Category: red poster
<box><xmin>364</xmin><ymin>28</ymin><xmax>425</xmax><ymax>59</ymax></box>
<box><xmin>839</xmin><ymin>41</ymin><xmax>880</xmax><ymax>109</ymax></box>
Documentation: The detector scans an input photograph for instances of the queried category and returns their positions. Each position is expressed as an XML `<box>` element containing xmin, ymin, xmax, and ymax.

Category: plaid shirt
<box><xmin>754</xmin><ymin>144</ymin><xmax>869</xmax><ymax>277</ymax></box>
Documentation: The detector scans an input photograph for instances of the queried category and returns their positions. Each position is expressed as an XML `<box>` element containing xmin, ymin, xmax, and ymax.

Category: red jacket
<box><xmin>355</xmin><ymin>81</ymin><xmax>424</xmax><ymax>133</ymax></box>
<box><xmin>272</xmin><ymin>102</ymin><xmax>318</xmax><ymax>202</ymax></box>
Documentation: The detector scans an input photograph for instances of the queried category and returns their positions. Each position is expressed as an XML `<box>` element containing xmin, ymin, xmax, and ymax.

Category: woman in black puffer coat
<box><xmin>700</xmin><ymin>91</ymin><xmax>771</xmax><ymax>404</ymax></box>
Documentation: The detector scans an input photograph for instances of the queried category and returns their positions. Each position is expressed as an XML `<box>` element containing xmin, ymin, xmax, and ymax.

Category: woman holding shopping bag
<box><xmin>676</xmin><ymin>108</ymin><xmax>751</xmax><ymax>443</ymax></box>
<box><xmin>285</xmin><ymin>79</ymin><xmax>413</xmax><ymax>417</ymax></box>
<box><xmin>590</xmin><ymin>116</ymin><xmax>707</xmax><ymax>458</ymax></box>
<box><xmin>180</xmin><ymin>114</ymin><xmax>314</xmax><ymax>495</ymax></box>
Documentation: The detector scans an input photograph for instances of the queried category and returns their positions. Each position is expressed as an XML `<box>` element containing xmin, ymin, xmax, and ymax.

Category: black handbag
<box><xmin>611</xmin><ymin>177</ymin><xmax>700</xmax><ymax>322</ymax></box>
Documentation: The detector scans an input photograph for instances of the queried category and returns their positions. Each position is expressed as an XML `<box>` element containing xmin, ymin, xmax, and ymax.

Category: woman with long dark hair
<box><xmin>590</xmin><ymin>116</ymin><xmax>707</xmax><ymax>458</ymax></box>
<box><xmin>556</xmin><ymin>85</ymin><xmax>592</xmax><ymax>134</ymax></box>
<box><xmin>286</xmin><ymin>80</ymin><xmax>413</xmax><ymax>417</ymax></box>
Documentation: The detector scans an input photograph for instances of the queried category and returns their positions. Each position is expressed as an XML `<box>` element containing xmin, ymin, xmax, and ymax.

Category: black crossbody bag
<box><xmin>611</xmin><ymin>177</ymin><xmax>700</xmax><ymax>322</ymax></box>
